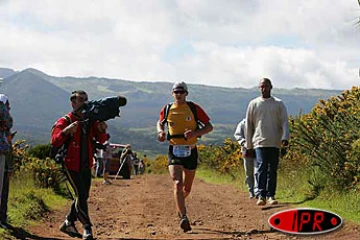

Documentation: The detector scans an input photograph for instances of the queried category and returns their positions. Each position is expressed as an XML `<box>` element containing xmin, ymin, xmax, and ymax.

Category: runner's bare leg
<box><xmin>169</xmin><ymin>165</ymin><xmax>186</xmax><ymax>216</ymax></box>
<box><xmin>183</xmin><ymin>169</ymin><xmax>196</xmax><ymax>199</ymax></box>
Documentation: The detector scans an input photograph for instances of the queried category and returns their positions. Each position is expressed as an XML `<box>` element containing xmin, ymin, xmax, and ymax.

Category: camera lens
<box><xmin>118</xmin><ymin>96</ymin><xmax>127</xmax><ymax>106</ymax></box>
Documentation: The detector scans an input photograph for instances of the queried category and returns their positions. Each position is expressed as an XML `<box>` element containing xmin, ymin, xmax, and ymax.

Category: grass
<box><xmin>196</xmin><ymin>167</ymin><xmax>360</xmax><ymax>225</ymax></box>
<box><xmin>0</xmin><ymin>172</ymin><xmax>68</xmax><ymax>239</ymax></box>
<box><xmin>276</xmin><ymin>169</ymin><xmax>313</xmax><ymax>203</ymax></box>
<box><xmin>297</xmin><ymin>191</ymin><xmax>360</xmax><ymax>224</ymax></box>
<box><xmin>196</xmin><ymin>167</ymin><xmax>247</xmax><ymax>191</ymax></box>
<box><xmin>277</xmin><ymin>169</ymin><xmax>360</xmax><ymax>224</ymax></box>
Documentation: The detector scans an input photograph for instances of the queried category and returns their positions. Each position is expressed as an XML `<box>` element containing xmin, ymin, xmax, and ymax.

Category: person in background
<box><xmin>138</xmin><ymin>154</ymin><xmax>147</xmax><ymax>175</ymax></box>
<box><xmin>245</xmin><ymin>78</ymin><xmax>289</xmax><ymax>206</ymax></box>
<box><xmin>51</xmin><ymin>90</ymin><xmax>107</xmax><ymax>240</ymax></box>
<box><xmin>157</xmin><ymin>81</ymin><xmax>213</xmax><ymax>232</ymax></box>
<box><xmin>0</xmin><ymin>94</ymin><xmax>13</xmax><ymax>229</ymax></box>
<box><xmin>102</xmin><ymin>134</ymin><xmax>112</xmax><ymax>185</ymax></box>
<box><xmin>120</xmin><ymin>145</ymin><xmax>133</xmax><ymax>178</ymax></box>
<box><xmin>132</xmin><ymin>152</ymin><xmax>140</xmax><ymax>175</ymax></box>
<box><xmin>94</xmin><ymin>148</ymin><xmax>103</xmax><ymax>178</ymax></box>
<box><xmin>234</xmin><ymin>118</ymin><xmax>258</xmax><ymax>199</ymax></box>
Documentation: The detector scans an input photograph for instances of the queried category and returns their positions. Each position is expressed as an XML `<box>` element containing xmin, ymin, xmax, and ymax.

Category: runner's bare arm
<box><xmin>184</xmin><ymin>122</ymin><xmax>213</xmax><ymax>139</ymax></box>
<box><xmin>156</xmin><ymin>120</ymin><xmax>166</xmax><ymax>142</ymax></box>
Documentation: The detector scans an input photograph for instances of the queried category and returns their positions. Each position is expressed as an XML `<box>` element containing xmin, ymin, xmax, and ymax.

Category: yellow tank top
<box><xmin>167</xmin><ymin>103</ymin><xmax>197</xmax><ymax>145</ymax></box>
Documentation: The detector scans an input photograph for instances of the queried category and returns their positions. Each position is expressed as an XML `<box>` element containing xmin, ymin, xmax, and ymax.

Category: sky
<box><xmin>0</xmin><ymin>0</ymin><xmax>359</xmax><ymax>90</ymax></box>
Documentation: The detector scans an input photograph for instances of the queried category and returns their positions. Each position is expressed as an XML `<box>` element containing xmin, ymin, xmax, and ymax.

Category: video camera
<box><xmin>80</xmin><ymin>95</ymin><xmax>127</xmax><ymax>122</ymax></box>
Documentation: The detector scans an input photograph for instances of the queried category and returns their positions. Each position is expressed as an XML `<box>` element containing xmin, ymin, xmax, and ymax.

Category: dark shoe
<box><xmin>0</xmin><ymin>221</ymin><xmax>9</xmax><ymax>229</ymax></box>
<box><xmin>59</xmin><ymin>221</ymin><xmax>82</xmax><ymax>238</ymax></box>
<box><xmin>180</xmin><ymin>215</ymin><xmax>192</xmax><ymax>232</ymax></box>
<box><xmin>83</xmin><ymin>227</ymin><xmax>94</xmax><ymax>240</ymax></box>
<box><xmin>249</xmin><ymin>191</ymin><xmax>255</xmax><ymax>199</ymax></box>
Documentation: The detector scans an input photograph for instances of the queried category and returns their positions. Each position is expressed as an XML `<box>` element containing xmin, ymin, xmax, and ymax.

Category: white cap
<box><xmin>0</xmin><ymin>94</ymin><xmax>8</xmax><ymax>104</ymax></box>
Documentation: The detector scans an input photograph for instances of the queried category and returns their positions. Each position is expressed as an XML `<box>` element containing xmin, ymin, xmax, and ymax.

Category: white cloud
<box><xmin>0</xmin><ymin>0</ymin><xmax>359</xmax><ymax>90</ymax></box>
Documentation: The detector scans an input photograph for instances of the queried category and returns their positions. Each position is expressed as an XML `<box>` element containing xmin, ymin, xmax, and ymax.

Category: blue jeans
<box><xmin>243</xmin><ymin>157</ymin><xmax>258</xmax><ymax>194</ymax></box>
<box><xmin>255</xmin><ymin>147</ymin><xmax>279</xmax><ymax>198</ymax></box>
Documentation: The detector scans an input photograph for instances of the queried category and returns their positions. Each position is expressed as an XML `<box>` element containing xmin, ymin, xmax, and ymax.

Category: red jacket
<box><xmin>51</xmin><ymin>112</ymin><xmax>107</xmax><ymax>172</ymax></box>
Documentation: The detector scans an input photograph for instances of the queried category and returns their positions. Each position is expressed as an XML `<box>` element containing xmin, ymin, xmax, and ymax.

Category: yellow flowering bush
<box><xmin>199</xmin><ymin>138</ymin><xmax>242</xmax><ymax>176</ymax></box>
<box><xmin>290</xmin><ymin>86</ymin><xmax>360</xmax><ymax>192</ymax></box>
<box><xmin>150</xmin><ymin>155</ymin><xmax>168</xmax><ymax>174</ymax></box>
<box><xmin>13</xmin><ymin>140</ymin><xmax>65</xmax><ymax>190</ymax></box>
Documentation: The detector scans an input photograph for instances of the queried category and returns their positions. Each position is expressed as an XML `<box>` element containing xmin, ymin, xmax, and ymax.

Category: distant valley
<box><xmin>0</xmin><ymin>67</ymin><xmax>343</xmax><ymax>156</ymax></box>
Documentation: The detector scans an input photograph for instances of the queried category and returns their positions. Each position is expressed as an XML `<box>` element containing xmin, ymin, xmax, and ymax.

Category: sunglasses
<box><xmin>77</xmin><ymin>97</ymin><xmax>88</xmax><ymax>102</ymax></box>
<box><xmin>173</xmin><ymin>90</ymin><xmax>186</xmax><ymax>94</ymax></box>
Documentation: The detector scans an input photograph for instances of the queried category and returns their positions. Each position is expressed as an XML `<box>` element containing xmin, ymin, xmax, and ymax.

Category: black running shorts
<box><xmin>167</xmin><ymin>145</ymin><xmax>198</xmax><ymax>170</ymax></box>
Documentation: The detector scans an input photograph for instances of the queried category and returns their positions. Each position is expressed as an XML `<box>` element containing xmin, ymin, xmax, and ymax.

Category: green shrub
<box><xmin>27</xmin><ymin>144</ymin><xmax>51</xmax><ymax>160</ymax></box>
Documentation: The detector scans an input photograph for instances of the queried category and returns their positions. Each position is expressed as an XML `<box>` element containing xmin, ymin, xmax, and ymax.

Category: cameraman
<box><xmin>51</xmin><ymin>90</ymin><xmax>107</xmax><ymax>240</ymax></box>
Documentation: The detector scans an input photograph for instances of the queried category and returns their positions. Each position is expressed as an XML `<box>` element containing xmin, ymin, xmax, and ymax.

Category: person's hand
<box><xmin>157</xmin><ymin>130</ymin><xmax>166</xmax><ymax>142</ymax></box>
<box><xmin>184</xmin><ymin>129</ymin><xmax>196</xmax><ymax>139</ymax></box>
<box><xmin>281</xmin><ymin>140</ymin><xmax>289</xmax><ymax>147</ymax></box>
<box><xmin>98</xmin><ymin>121</ymin><xmax>107</xmax><ymax>133</ymax></box>
<box><xmin>62</xmin><ymin>121</ymin><xmax>78</xmax><ymax>136</ymax></box>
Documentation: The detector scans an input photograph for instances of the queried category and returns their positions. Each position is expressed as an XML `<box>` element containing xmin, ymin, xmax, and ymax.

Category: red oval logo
<box><xmin>268</xmin><ymin>208</ymin><xmax>342</xmax><ymax>235</ymax></box>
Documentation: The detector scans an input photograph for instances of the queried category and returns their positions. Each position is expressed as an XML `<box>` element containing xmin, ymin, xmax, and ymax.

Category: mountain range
<box><xmin>0</xmin><ymin>67</ymin><xmax>343</xmax><ymax>156</ymax></box>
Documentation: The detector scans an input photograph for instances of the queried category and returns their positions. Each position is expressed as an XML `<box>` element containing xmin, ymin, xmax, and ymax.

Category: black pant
<box><xmin>133</xmin><ymin>164</ymin><xmax>139</xmax><ymax>175</ymax></box>
<box><xmin>0</xmin><ymin>170</ymin><xmax>9</xmax><ymax>223</ymax></box>
<box><xmin>64</xmin><ymin>168</ymin><xmax>92</xmax><ymax>227</ymax></box>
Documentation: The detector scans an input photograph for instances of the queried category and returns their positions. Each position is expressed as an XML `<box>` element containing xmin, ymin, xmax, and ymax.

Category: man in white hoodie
<box><xmin>234</xmin><ymin>118</ymin><xmax>258</xmax><ymax>199</ymax></box>
<box><xmin>245</xmin><ymin>78</ymin><xmax>289</xmax><ymax>206</ymax></box>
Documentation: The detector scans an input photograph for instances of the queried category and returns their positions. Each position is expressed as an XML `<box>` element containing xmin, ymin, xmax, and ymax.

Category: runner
<box><xmin>156</xmin><ymin>81</ymin><xmax>213</xmax><ymax>232</ymax></box>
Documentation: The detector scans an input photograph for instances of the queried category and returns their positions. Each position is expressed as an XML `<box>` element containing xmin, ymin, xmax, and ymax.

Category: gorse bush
<box><xmin>18</xmin><ymin>156</ymin><xmax>64</xmax><ymax>189</ymax></box>
<box><xmin>290</xmin><ymin>86</ymin><xmax>360</xmax><ymax>193</ymax></box>
<box><xmin>13</xmin><ymin>140</ymin><xmax>66</xmax><ymax>191</ymax></box>
<box><xmin>150</xmin><ymin>155</ymin><xmax>168</xmax><ymax>174</ymax></box>
<box><xmin>198</xmin><ymin>139</ymin><xmax>242</xmax><ymax>177</ymax></box>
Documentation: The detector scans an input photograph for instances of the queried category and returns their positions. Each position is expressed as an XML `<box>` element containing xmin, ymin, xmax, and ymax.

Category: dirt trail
<box><xmin>27</xmin><ymin>174</ymin><xmax>359</xmax><ymax>240</ymax></box>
